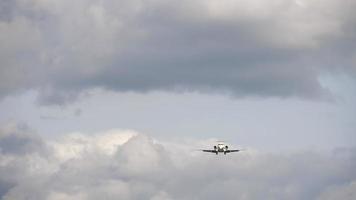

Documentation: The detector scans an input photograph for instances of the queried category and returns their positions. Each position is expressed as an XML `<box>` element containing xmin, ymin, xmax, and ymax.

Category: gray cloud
<box><xmin>0</xmin><ymin>123</ymin><xmax>47</xmax><ymax>155</ymax></box>
<box><xmin>0</xmin><ymin>125</ymin><xmax>355</xmax><ymax>200</ymax></box>
<box><xmin>0</xmin><ymin>0</ymin><xmax>356</xmax><ymax>104</ymax></box>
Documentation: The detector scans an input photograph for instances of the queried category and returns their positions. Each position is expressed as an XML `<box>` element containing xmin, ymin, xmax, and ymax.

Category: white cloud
<box><xmin>51</xmin><ymin>129</ymin><xmax>137</xmax><ymax>162</ymax></box>
<box><xmin>0</xmin><ymin>125</ymin><xmax>355</xmax><ymax>199</ymax></box>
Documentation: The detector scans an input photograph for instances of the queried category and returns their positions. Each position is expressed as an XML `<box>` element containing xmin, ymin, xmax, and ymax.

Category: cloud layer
<box><xmin>1</xmin><ymin>0</ymin><xmax>356</xmax><ymax>104</ymax></box>
<box><xmin>0</xmin><ymin>124</ymin><xmax>355</xmax><ymax>200</ymax></box>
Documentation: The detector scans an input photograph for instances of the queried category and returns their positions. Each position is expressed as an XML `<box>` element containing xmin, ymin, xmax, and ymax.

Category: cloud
<box><xmin>0</xmin><ymin>125</ymin><xmax>355</xmax><ymax>200</ymax></box>
<box><xmin>0</xmin><ymin>123</ymin><xmax>47</xmax><ymax>155</ymax></box>
<box><xmin>316</xmin><ymin>181</ymin><xmax>356</xmax><ymax>200</ymax></box>
<box><xmin>0</xmin><ymin>0</ymin><xmax>355</xmax><ymax>104</ymax></box>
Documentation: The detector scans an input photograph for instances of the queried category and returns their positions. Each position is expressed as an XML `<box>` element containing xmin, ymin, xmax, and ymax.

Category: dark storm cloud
<box><xmin>0</xmin><ymin>125</ymin><xmax>355</xmax><ymax>200</ymax></box>
<box><xmin>0</xmin><ymin>0</ymin><xmax>356</xmax><ymax>104</ymax></box>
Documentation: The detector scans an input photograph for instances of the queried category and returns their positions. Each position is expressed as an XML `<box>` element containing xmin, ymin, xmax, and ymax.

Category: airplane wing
<box><xmin>224</xmin><ymin>149</ymin><xmax>241</xmax><ymax>153</ymax></box>
<box><xmin>202</xmin><ymin>150</ymin><xmax>217</xmax><ymax>153</ymax></box>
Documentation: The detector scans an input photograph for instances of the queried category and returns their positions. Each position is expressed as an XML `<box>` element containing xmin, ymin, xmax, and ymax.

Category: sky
<box><xmin>0</xmin><ymin>0</ymin><xmax>356</xmax><ymax>199</ymax></box>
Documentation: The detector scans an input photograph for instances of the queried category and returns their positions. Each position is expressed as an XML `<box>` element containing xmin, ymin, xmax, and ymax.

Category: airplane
<box><xmin>202</xmin><ymin>141</ymin><xmax>242</xmax><ymax>155</ymax></box>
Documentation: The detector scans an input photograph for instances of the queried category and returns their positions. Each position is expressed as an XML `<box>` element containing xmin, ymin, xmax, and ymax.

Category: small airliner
<box><xmin>202</xmin><ymin>142</ymin><xmax>242</xmax><ymax>155</ymax></box>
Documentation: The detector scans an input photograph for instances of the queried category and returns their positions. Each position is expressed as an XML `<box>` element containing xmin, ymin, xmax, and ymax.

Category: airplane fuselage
<box><xmin>216</xmin><ymin>143</ymin><xmax>228</xmax><ymax>153</ymax></box>
<box><xmin>202</xmin><ymin>142</ymin><xmax>240</xmax><ymax>155</ymax></box>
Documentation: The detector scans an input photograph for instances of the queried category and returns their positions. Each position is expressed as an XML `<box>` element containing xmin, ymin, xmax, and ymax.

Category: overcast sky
<box><xmin>0</xmin><ymin>0</ymin><xmax>356</xmax><ymax>199</ymax></box>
